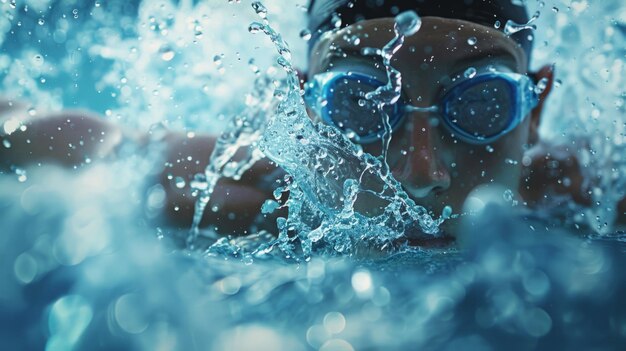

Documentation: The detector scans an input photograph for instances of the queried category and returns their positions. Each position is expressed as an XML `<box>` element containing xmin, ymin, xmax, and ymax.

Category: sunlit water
<box><xmin>1</xmin><ymin>0</ymin><xmax>626</xmax><ymax>350</ymax></box>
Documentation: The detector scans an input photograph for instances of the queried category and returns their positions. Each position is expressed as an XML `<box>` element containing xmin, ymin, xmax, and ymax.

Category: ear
<box><xmin>528</xmin><ymin>64</ymin><xmax>555</xmax><ymax>146</ymax></box>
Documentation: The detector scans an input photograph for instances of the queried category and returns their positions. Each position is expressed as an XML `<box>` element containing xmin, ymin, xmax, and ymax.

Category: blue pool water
<box><xmin>1</xmin><ymin>0</ymin><xmax>626</xmax><ymax>350</ymax></box>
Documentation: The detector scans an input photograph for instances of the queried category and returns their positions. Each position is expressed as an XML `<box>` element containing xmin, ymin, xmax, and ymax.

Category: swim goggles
<box><xmin>303</xmin><ymin>69</ymin><xmax>539</xmax><ymax>144</ymax></box>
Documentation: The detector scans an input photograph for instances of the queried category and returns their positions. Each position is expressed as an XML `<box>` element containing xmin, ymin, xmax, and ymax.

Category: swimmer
<box><xmin>0</xmin><ymin>0</ymin><xmax>624</xmax><ymax>241</ymax></box>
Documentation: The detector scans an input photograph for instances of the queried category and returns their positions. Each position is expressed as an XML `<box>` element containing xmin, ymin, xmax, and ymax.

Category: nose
<box><xmin>391</xmin><ymin>113</ymin><xmax>451</xmax><ymax>198</ymax></box>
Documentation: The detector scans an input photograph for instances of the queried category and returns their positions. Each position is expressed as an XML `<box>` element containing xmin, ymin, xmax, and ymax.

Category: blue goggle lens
<box><xmin>444</xmin><ymin>77</ymin><xmax>515</xmax><ymax>140</ymax></box>
<box><xmin>314</xmin><ymin>73</ymin><xmax>401</xmax><ymax>143</ymax></box>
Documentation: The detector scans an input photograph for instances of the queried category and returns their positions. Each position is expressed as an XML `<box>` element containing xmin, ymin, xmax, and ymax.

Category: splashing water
<box><xmin>187</xmin><ymin>71</ymin><xmax>276</xmax><ymax>249</ymax></box>
<box><xmin>255</xmin><ymin>6</ymin><xmax>450</xmax><ymax>259</ymax></box>
<box><xmin>361</xmin><ymin>10</ymin><xmax>421</xmax><ymax>172</ymax></box>
<box><xmin>192</xmin><ymin>5</ymin><xmax>444</xmax><ymax>259</ymax></box>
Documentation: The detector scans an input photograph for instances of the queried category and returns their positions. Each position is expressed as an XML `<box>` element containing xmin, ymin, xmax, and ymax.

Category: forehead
<box><xmin>309</xmin><ymin>17</ymin><xmax>527</xmax><ymax>76</ymax></box>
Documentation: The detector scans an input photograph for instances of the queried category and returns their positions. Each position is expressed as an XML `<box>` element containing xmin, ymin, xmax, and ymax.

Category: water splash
<box><xmin>504</xmin><ymin>10</ymin><xmax>540</xmax><ymax>35</ymax></box>
<box><xmin>362</xmin><ymin>10</ymin><xmax>421</xmax><ymax>172</ymax></box>
<box><xmin>230</xmin><ymin>5</ymin><xmax>443</xmax><ymax>260</ymax></box>
<box><xmin>187</xmin><ymin>71</ymin><xmax>277</xmax><ymax>249</ymax></box>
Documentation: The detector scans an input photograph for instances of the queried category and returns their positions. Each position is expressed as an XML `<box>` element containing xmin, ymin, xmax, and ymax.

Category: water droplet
<box><xmin>485</xmin><ymin>145</ymin><xmax>494</xmax><ymax>153</ymax></box>
<box><xmin>503</xmin><ymin>189</ymin><xmax>514</xmax><ymax>202</ymax></box>
<box><xmin>248</xmin><ymin>22</ymin><xmax>263</xmax><ymax>34</ymax></box>
<box><xmin>467</xmin><ymin>36</ymin><xmax>477</xmax><ymax>45</ymax></box>
<box><xmin>494</xmin><ymin>20</ymin><xmax>501</xmax><ymax>29</ymax></box>
<box><xmin>194</xmin><ymin>24</ymin><xmax>203</xmax><ymax>38</ymax></box>
<box><xmin>504</xmin><ymin>11</ymin><xmax>539</xmax><ymax>35</ymax></box>
<box><xmin>534</xmin><ymin>77</ymin><xmax>549</xmax><ymax>94</ymax></box>
<box><xmin>37</xmin><ymin>18</ymin><xmax>44</xmax><ymax>25</ymax></box>
<box><xmin>175</xmin><ymin>176</ymin><xmax>186</xmax><ymax>189</ymax></box>
<box><xmin>552</xmin><ymin>7</ymin><xmax>559</xmax><ymax>13</ymax></box>
<box><xmin>159</xmin><ymin>45</ymin><xmax>175</xmax><ymax>61</ymax></box>
<box><xmin>299</xmin><ymin>28</ymin><xmax>311</xmax><ymax>41</ymax></box>
<box><xmin>441</xmin><ymin>206</ymin><xmax>452</xmax><ymax>219</ymax></box>
<box><xmin>15</xmin><ymin>168</ymin><xmax>27</xmax><ymax>182</ymax></box>
<box><xmin>464</xmin><ymin>67</ymin><xmax>477</xmax><ymax>78</ymax></box>
<box><xmin>248</xmin><ymin>58</ymin><xmax>260</xmax><ymax>74</ymax></box>
<box><xmin>213</xmin><ymin>55</ymin><xmax>222</xmax><ymax>65</ymax></box>
<box><xmin>32</xmin><ymin>54</ymin><xmax>44</xmax><ymax>66</ymax></box>
<box><xmin>251</xmin><ymin>1</ymin><xmax>267</xmax><ymax>19</ymax></box>
<box><xmin>331</xmin><ymin>13</ymin><xmax>342</xmax><ymax>28</ymax></box>
<box><xmin>395</xmin><ymin>10</ymin><xmax>421</xmax><ymax>36</ymax></box>
<box><xmin>27</xmin><ymin>108</ymin><xmax>36</xmax><ymax>116</ymax></box>
<box><xmin>348</xmin><ymin>35</ymin><xmax>360</xmax><ymax>45</ymax></box>
<box><xmin>3</xmin><ymin>118</ymin><xmax>21</xmax><ymax>135</ymax></box>
<box><xmin>3</xmin><ymin>139</ymin><xmax>11</xmax><ymax>148</ymax></box>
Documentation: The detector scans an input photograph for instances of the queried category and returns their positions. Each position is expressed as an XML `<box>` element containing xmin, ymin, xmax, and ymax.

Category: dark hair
<box><xmin>307</xmin><ymin>0</ymin><xmax>533</xmax><ymax>61</ymax></box>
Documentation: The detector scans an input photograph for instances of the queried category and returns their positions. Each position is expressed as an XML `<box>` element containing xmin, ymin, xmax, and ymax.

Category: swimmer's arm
<box><xmin>156</xmin><ymin>132</ymin><xmax>282</xmax><ymax>233</ymax></box>
<box><xmin>0</xmin><ymin>101</ymin><xmax>125</xmax><ymax>168</ymax></box>
<box><xmin>521</xmin><ymin>142</ymin><xmax>626</xmax><ymax>227</ymax></box>
<box><xmin>0</xmin><ymin>104</ymin><xmax>280</xmax><ymax>233</ymax></box>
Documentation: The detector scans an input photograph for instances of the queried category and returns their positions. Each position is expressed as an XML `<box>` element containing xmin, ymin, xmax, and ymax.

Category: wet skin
<box><xmin>308</xmin><ymin>17</ymin><xmax>546</xmax><ymax>236</ymax></box>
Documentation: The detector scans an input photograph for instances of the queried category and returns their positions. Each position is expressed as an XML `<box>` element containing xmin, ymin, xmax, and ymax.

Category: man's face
<box><xmin>307</xmin><ymin>17</ymin><xmax>534</xmax><ymax>235</ymax></box>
